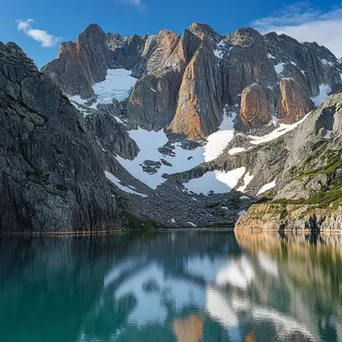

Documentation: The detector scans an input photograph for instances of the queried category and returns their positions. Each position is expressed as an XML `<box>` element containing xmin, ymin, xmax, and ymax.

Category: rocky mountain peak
<box><xmin>78</xmin><ymin>23</ymin><xmax>106</xmax><ymax>40</ymax></box>
<box><xmin>42</xmin><ymin>22</ymin><xmax>342</xmax><ymax>139</ymax></box>
<box><xmin>189</xmin><ymin>22</ymin><xmax>215</xmax><ymax>38</ymax></box>
<box><xmin>230</xmin><ymin>27</ymin><xmax>262</xmax><ymax>47</ymax></box>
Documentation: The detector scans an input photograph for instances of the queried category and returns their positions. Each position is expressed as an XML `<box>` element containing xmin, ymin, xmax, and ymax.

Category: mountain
<box><xmin>0</xmin><ymin>42</ymin><xmax>119</xmax><ymax>233</ymax></box>
<box><xmin>235</xmin><ymin>93</ymin><xmax>342</xmax><ymax>231</ymax></box>
<box><xmin>43</xmin><ymin>23</ymin><xmax>342</xmax><ymax>137</ymax></box>
<box><xmin>2</xmin><ymin>22</ymin><xmax>342</xmax><ymax>232</ymax></box>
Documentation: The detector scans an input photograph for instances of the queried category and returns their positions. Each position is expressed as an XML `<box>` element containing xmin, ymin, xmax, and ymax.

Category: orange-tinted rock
<box><xmin>143</xmin><ymin>30</ymin><xmax>181</xmax><ymax>74</ymax></box>
<box><xmin>226</xmin><ymin>28</ymin><xmax>278</xmax><ymax>100</ymax></box>
<box><xmin>173</xmin><ymin>315</ymin><xmax>203</xmax><ymax>342</ymax></box>
<box><xmin>125</xmin><ymin>30</ymin><xmax>201</xmax><ymax>130</ymax></box>
<box><xmin>168</xmin><ymin>43</ymin><xmax>224</xmax><ymax>139</ymax></box>
<box><xmin>277</xmin><ymin>77</ymin><xmax>312</xmax><ymax>124</ymax></box>
<box><xmin>238</xmin><ymin>84</ymin><xmax>272</xmax><ymax>132</ymax></box>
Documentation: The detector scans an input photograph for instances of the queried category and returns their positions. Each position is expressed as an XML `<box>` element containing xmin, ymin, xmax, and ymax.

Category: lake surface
<box><xmin>0</xmin><ymin>231</ymin><xmax>341</xmax><ymax>342</ymax></box>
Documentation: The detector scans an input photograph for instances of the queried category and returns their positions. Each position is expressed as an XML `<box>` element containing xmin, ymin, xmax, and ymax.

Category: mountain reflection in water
<box><xmin>0</xmin><ymin>231</ymin><xmax>341</xmax><ymax>342</ymax></box>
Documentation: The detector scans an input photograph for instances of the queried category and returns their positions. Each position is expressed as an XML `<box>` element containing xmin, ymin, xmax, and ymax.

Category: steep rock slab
<box><xmin>227</xmin><ymin>28</ymin><xmax>277</xmax><ymax>101</ymax></box>
<box><xmin>0</xmin><ymin>42</ymin><xmax>119</xmax><ymax>233</ymax></box>
<box><xmin>125</xmin><ymin>29</ymin><xmax>202</xmax><ymax>130</ymax></box>
<box><xmin>168</xmin><ymin>42</ymin><xmax>224</xmax><ymax>139</ymax></box>
<box><xmin>264</xmin><ymin>32</ymin><xmax>342</xmax><ymax>96</ymax></box>
<box><xmin>238</xmin><ymin>84</ymin><xmax>273</xmax><ymax>132</ymax></box>
<box><xmin>277</xmin><ymin>77</ymin><xmax>313</xmax><ymax>124</ymax></box>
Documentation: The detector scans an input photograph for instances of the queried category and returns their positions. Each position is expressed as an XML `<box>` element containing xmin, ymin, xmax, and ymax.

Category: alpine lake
<box><xmin>0</xmin><ymin>230</ymin><xmax>341</xmax><ymax>342</ymax></box>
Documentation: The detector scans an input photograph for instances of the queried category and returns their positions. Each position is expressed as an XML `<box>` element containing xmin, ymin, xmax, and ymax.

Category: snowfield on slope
<box><xmin>311</xmin><ymin>84</ymin><xmax>332</xmax><ymax>106</ymax></box>
<box><xmin>183</xmin><ymin>167</ymin><xmax>246</xmax><ymax>195</ymax></box>
<box><xmin>116</xmin><ymin>112</ymin><xmax>237</xmax><ymax>189</ymax></box>
<box><xmin>248</xmin><ymin>112</ymin><xmax>311</xmax><ymax>145</ymax></box>
<box><xmin>105</xmin><ymin>170</ymin><xmax>148</xmax><ymax>197</ymax></box>
<box><xmin>70</xmin><ymin>69</ymin><xmax>137</xmax><ymax>109</ymax></box>
<box><xmin>257</xmin><ymin>179</ymin><xmax>276</xmax><ymax>195</ymax></box>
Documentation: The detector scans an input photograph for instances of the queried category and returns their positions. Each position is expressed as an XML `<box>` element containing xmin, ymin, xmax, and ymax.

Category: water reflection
<box><xmin>0</xmin><ymin>232</ymin><xmax>341</xmax><ymax>342</ymax></box>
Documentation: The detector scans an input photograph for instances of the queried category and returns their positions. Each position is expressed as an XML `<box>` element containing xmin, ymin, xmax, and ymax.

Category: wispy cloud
<box><xmin>17</xmin><ymin>19</ymin><xmax>61</xmax><ymax>47</ymax></box>
<box><xmin>252</xmin><ymin>1</ymin><xmax>342</xmax><ymax>58</ymax></box>
<box><xmin>115</xmin><ymin>0</ymin><xmax>146</xmax><ymax>12</ymax></box>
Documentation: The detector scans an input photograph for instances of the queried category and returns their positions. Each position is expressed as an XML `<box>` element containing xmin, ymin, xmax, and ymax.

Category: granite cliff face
<box><xmin>43</xmin><ymin>23</ymin><xmax>342</xmax><ymax>138</ymax></box>
<box><xmin>0</xmin><ymin>42</ymin><xmax>120</xmax><ymax>233</ymax></box>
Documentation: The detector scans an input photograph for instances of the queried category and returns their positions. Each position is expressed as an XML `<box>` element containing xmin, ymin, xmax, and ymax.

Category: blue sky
<box><xmin>2</xmin><ymin>0</ymin><xmax>342</xmax><ymax>68</ymax></box>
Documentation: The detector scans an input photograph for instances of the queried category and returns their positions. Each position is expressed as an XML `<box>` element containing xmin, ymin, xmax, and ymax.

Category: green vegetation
<box><xmin>206</xmin><ymin>202</ymin><xmax>221</xmax><ymax>209</ymax></box>
<box><xmin>116</xmin><ymin>195</ymin><xmax>164</xmax><ymax>230</ymax></box>
<box><xmin>120</xmin><ymin>211</ymin><xmax>164</xmax><ymax>230</ymax></box>
<box><xmin>271</xmin><ymin>143</ymin><xmax>342</xmax><ymax>210</ymax></box>
<box><xmin>298</xmin><ymin>150</ymin><xmax>342</xmax><ymax>180</ymax></box>
<box><xmin>265</xmin><ymin>138</ymin><xmax>284</xmax><ymax>149</ymax></box>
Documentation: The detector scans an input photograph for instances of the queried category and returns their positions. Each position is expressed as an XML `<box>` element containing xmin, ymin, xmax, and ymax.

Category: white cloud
<box><xmin>17</xmin><ymin>19</ymin><xmax>61</xmax><ymax>47</ymax></box>
<box><xmin>252</xmin><ymin>2</ymin><xmax>342</xmax><ymax>58</ymax></box>
<box><xmin>115</xmin><ymin>0</ymin><xmax>146</xmax><ymax>11</ymax></box>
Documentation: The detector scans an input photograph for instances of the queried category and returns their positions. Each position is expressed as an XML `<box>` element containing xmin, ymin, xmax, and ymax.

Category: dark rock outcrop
<box><xmin>0</xmin><ymin>42</ymin><xmax>120</xmax><ymax>233</ymax></box>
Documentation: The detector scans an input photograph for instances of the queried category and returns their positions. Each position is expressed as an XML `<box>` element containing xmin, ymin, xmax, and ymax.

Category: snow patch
<box><xmin>321</xmin><ymin>59</ymin><xmax>334</xmax><ymax>67</ymax></box>
<box><xmin>70</xmin><ymin>95</ymin><xmax>87</xmax><ymax>106</ymax></box>
<box><xmin>92</xmin><ymin>69</ymin><xmax>137</xmax><ymax>107</ymax></box>
<box><xmin>214</xmin><ymin>49</ymin><xmax>224</xmax><ymax>59</ymax></box>
<box><xmin>116</xmin><ymin>128</ymin><xmax>204</xmax><ymax>189</ymax></box>
<box><xmin>204</xmin><ymin>112</ymin><xmax>236</xmax><ymax>162</ymax></box>
<box><xmin>311</xmin><ymin>84</ymin><xmax>332</xmax><ymax>106</ymax></box>
<box><xmin>213</xmin><ymin>40</ymin><xmax>230</xmax><ymax>59</ymax></box>
<box><xmin>324</xmin><ymin>130</ymin><xmax>332</xmax><ymax>139</ymax></box>
<box><xmin>275</xmin><ymin>62</ymin><xmax>285</xmax><ymax>74</ymax></box>
<box><xmin>237</xmin><ymin>172</ymin><xmax>254</xmax><ymax>192</ymax></box>
<box><xmin>267</xmin><ymin>53</ymin><xmax>276</xmax><ymax>59</ymax></box>
<box><xmin>257</xmin><ymin>179</ymin><xmax>276</xmax><ymax>195</ymax></box>
<box><xmin>184</xmin><ymin>167</ymin><xmax>246</xmax><ymax>195</ymax></box>
<box><xmin>118</xmin><ymin>107</ymin><xmax>237</xmax><ymax>190</ymax></box>
<box><xmin>249</xmin><ymin>112</ymin><xmax>310</xmax><ymax>145</ymax></box>
<box><xmin>228</xmin><ymin>147</ymin><xmax>246</xmax><ymax>155</ymax></box>
<box><xmin>238</xmin><ymin>210</ymin><xmax>246</xmax><ymax>216</ymax></box>
<box><xmin>105</xmin><ymin>171</ymin><xmax>147</xmax><ymax>197</ymax></box>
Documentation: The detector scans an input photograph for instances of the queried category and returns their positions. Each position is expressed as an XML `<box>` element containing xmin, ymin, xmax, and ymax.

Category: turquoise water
<box><xmin>0</xmin><ymin>231</ymin><xmax>341</xmax><ymax>342</ymax></box>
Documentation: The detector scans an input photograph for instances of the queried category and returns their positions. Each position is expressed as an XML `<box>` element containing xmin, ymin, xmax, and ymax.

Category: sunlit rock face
<box><xmin>277</xmin><ymin>77</ymin><xmax>312</xmax><ymax>124</ymax></box>
<box><xmin>42</xmin><ymin>23</ymin><xmax>342</xmax><ymax>138</ymax></box>
<box><xmin>238</xmin><ymin>84</ymin><xmax>273</xmax><ymax>132</ymax></box>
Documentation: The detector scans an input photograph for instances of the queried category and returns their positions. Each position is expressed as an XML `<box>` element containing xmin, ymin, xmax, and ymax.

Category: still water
<box><xmin>0</xmin><ymin>231</ymin><xmax>341</xmax><ymax>342</ymax></box>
